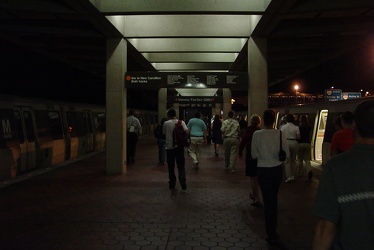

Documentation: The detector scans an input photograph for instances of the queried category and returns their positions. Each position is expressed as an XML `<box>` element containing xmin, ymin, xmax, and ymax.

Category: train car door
<box><xmin>311</xmin><ymin>109</ymin><xmax>328</xmax><ymax>163</ymax></box>
<box><xmin>14</xmin><ymin>107</ymin><xmax>37</xmax><ymax>172</ymax></box>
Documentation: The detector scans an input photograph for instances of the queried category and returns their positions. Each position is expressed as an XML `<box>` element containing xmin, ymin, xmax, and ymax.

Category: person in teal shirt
<box><xmin>187</xmin><ymin>112</ymin><xmax>207</xmax><ymax>169</ymax></box>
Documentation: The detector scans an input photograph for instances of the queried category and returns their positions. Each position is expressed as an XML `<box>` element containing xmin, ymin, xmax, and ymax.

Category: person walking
<box><xmin>297</xmin><ymin>115</ymin><xmax>313</xmax><ymax>180</ymax></box>
<box><xmin>239</xmin><ymin>114</ymin><xmax>262</xmax><ymax>207</ymax></box>
<box><xmin>187</xmin><ymin>112</ymin><xmax>207</xmax><ymax>169</ymax></box>
<box><xmin>281</xmin><ymin>113</ymin><xmax>300</xmax><ymax>182</ymax></box>
<box><xmin>126</xmin><ymin>109</ymin><xmax>142</xmax><ymax>165</ymax></box>
<box><xmin>211</xmin><ymin>114</ymin><xmax>223</xmax><ymax>157</ymax></box>
<box><xmin>251</xmin><ymin>109</ymin><xmax>289</xmax><ymax>245</ymax></box>
<box><xmin>154</xmin><ymin>118</ymin><xmax>167</xmax><ymax>165</ymax></box>
<box><xmin>162</xmin><ymin>109</ymin><xmax>189</xmax><ymax>192</ymax></box>
<box><xmin>330</xmin><ymin>111</ymin><xmax>355</xmax><ymax>156</ymax></box>
<box><xmin>221</xmin><ymin>111</ymin><xmax>240</xmax><ymax>173</ymax></box>
<box><xmin>312</xmin><ymin>101</ymin><xmax>374</xmax><ymax>250</ymax></box>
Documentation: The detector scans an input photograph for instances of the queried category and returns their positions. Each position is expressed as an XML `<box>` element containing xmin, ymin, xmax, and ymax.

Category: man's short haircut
<box><xmin>167</xmin><ymin>109</ymin><xmax>176</xmax><ymax>118</ymax></box>
<box><xmin>228</xmin><ymin>111</ymin><xmax>234</xmax><ymax>118</ymax></box>
<box><xmin>250</xmin><ymin>114</ymin><xmax>261</xmax><ymax>126</ymax></box>
<box><xmin>263</xmin><ymin>110</ymin><xmax>275</xmax><ymax>126</ymax></box>
<box><xmin>354</xmin><ymin>101</ymin><xmax>374</xmax><ymax>138</ymax></box>
<box><xmin>286</xmin><ymin>113</ymin><xmax>295</xmax><ymax>123</ymax></box>
<box><xmin>129</xmin><ymin>109</ymin><xmax>135</xmax><ymax>115</ymax></box>
<box><xmin>195</xmin><ymin>112</ymin><xmax>201</xmax><ymax>118</ymax></box>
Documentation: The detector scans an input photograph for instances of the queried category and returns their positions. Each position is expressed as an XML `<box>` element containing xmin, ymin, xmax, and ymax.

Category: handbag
<box><xmin>279</xmin><ymin>130</ymin><xmax>287</xmax><ymax>162</ymax></box>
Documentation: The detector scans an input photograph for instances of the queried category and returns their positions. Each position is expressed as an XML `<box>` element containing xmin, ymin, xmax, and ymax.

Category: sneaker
<box><xmin>180</xmin><ymin>189</ymin><xmax>186</xmax><ymax>193</ymax></box>
<box><xmin>193</xmin><ymin>162</ymin><xmax>199</xmax><ymax>170</ymax></box>
<box><xmin>285</xmin><ymin>176</ymin><xmax>294</xmax><ymax>183</ymax></box>
<box><xmin>231</xmin><ymin>169</ymin><xmax>236</xmax><ymax>173</ymax></box>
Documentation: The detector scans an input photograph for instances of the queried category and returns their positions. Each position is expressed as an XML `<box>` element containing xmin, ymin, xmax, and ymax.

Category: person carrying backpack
<box><xmin>162</xmin><ymin>109</ymin><xmax>189</xmax><ymax>192</ymax></box>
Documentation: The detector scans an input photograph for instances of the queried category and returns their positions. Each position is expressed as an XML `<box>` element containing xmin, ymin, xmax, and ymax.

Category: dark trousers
<box><xmin>157</xmin><ymin>139</ymin><xmax>166</xmax><ymax>163</ymax></box>
<box><xmin>257</xmin><ymin>165</ymin><xmax>283</xmax><ymax>239</ymax></box>
<box><xmin>126</xmin><ymin>132</ymin><xmax>138</xmax><ymax>164</ymax></box>
<box><xmin>166</xmin><ymin>147</ymin><xmax>186</xmax><ymax>190</ymax></box>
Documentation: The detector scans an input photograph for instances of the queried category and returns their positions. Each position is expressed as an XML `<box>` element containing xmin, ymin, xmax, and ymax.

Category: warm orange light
<box><xmin>294</xmin><ymin>85</ymin><xmax>299</xmax><ymax>91</ymax></box>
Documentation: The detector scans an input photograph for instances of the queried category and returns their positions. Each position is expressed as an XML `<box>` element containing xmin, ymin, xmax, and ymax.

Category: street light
<box><xmin>294</xmin><ymin>85</ymin><xmax>299</xmax><ymax>103</ymax></box>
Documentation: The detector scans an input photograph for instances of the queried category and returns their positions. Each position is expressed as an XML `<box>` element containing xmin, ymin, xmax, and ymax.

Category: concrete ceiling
<box><xmin>1</xmin><ymin>0</ymin><xmax>373</xmax><ymax>101</ymax></box>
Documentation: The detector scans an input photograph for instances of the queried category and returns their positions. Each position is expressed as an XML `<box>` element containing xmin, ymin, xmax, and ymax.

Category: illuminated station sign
<box><xmin>125</xmin><ymin>72</ymin><xmax>248</xmax><ymax>90</ymax></box>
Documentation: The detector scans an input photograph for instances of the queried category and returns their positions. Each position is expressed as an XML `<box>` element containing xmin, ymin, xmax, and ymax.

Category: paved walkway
<box><xmin>0</xmin><ymin>135</ymin><xmax>318</xmax><ymax>249</ymax></box>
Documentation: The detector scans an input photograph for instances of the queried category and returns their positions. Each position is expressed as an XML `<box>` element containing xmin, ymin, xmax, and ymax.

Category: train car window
<box><xmin>23</xmin><ymin>111</ymin><xmax>35</xmax><ymax>142</ymax></box>
<box><xmin>34</xmin><ymin>110</ymin><xmax>52</xmax><ymax>143</ymax></box>
<box><xmin>48</xmin><ymin>111</ymin><xmax>63</xmax><ymax>140</ymax></box>
<box><xmin>13</xmin><ymin>111</ymin><xmax>24</xmax><ymax>143</ymax></box>
<box><xmin>0</xmin><ymin>109</ymin><xmax>18</xmax><ymax>149</ymax></box>
<box><xmin>66</xmin><ymin>112</ymin><xmax>78</xmax><ymax>137</ymax></box>
<box><xmin>313</xmin><ymin>110</ymin><xmax>328</xmax><ymax>162</ymax></box>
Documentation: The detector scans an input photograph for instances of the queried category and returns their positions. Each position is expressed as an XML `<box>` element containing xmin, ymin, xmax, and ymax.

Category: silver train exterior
<box><xmin>0</xmin><ymin>95</ymin><xmax>157</xmax><ymax>181</ymax></box>
<box><xmin>273</xmin><ymin>96</ymin><xmax>374</xmax><ymax>178</ymax></box>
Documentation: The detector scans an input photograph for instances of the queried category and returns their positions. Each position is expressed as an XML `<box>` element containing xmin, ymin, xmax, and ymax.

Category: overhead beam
<box><xmin>107</xmin><ymin>15</ymin><xmax>261</xmax><ymax>38</ymax></box>
<box><xmin>128</xmin><ymin>38</ymin><xmax>248</xmax><ymax>52</ymax></box>
<box><xmin>92</xmin><ymin>0</ymin><xmax>271</xmax><ymax>13</ymax></box>
<box><xmin>143</xmin><ymin>53</ymin><xmax>238</xmax><ymax>63</ymax></box>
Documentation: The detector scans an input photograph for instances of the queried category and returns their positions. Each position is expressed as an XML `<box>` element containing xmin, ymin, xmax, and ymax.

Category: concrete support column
<box><xmin>158</xmin><ymin>88</ymin><xmax>167</xmax><ymax>122</ymax></box>
<box><xmin>222</xmin><ymin>88</ymin><xmax>231</xmax><ymax>119</ymax></box>
<box><xmin>106</xmin><ymin>38</ymin><xmax>127</xmax><ymax>174</ymax></box>
<box><xmin>248</xmin><ymin>37</ymin><xmax>268</xmax><ymax>120</ymax></box>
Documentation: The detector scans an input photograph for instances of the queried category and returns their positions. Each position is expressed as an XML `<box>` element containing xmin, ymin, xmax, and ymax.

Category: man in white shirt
<box><xmin>281</xmin><ymin>114</ymin><xmax>300</xmax><ymax>182</ymax></box>
<box><xmin>162</xmin><ymin>109</ymin><xmax>189</xmax><ymax>192</ymax></box>
<box><xmin>126</xmin><ymin>109</ymin><xmax>142</xmax><ymax>165</ymax></box>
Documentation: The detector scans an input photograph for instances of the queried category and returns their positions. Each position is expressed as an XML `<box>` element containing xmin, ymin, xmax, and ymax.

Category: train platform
<box><xmin>0</xmin><ymin>135</ymin><xmax>319</xmax><ymax>250</ymax></box>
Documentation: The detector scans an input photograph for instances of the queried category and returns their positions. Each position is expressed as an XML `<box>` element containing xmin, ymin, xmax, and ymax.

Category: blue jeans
<box><xmin>166</xmin><ymin>147</ymin><xmax>186</xmax><ymax>190</ymax></box>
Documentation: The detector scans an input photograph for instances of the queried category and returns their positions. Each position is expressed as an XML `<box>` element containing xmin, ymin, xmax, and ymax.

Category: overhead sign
<box><xmin>168</xmin><ymin>96</ymin><xmax>222</xmax><ymax>104</ymax></box>
<box><xmin>167</xmin><ymin>96</ymin><xmax>222</xmax><ymax>108</ymax></box>
<box><xmin>342</xmin><ymin>92</ymin><xmax>361</xmax><ymax>100</ymax></box>
<box><xmin>324</xmin><ymin>89</ymin><xmax>342</xmax><ymax>101</ymax></box>
<box><xmin>125</xmin><ymin>72</ymin><xmax>248</xmax><ymax>89</ymax></box>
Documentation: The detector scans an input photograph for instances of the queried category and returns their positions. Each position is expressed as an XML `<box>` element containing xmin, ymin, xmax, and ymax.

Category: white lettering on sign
<box><xmin>2</xmin><ymin>119</ymin><xmax>12</xmax><ymax>139</ymax></box>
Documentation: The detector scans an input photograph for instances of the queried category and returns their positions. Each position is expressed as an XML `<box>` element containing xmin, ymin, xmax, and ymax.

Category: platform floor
<box><xmin>0</xmin><ymin>135</ymin><xmax>318</xmax><ymax>250</ymax></box>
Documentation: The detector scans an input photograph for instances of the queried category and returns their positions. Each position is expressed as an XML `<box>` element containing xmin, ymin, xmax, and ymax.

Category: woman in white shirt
<box><xmin>251</xmin><ymin>109</ymin><xmax>289</xmax><ymax>246</ymax></box>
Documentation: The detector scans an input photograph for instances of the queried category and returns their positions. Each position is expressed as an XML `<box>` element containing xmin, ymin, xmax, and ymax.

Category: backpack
<box><xmin>173</xmin><ymin>120</ymin><xmax>190</xmax><ymax>147</ymax></box>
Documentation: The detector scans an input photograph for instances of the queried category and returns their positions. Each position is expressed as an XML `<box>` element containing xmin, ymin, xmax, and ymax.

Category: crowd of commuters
<box><xmin>138</xmin><ymin>101</ymin><xmax>374</xmax><ymax>248</ymax></box>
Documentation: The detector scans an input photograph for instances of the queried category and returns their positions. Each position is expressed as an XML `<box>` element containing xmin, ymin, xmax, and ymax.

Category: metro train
<box><xmin>0</xmin><ymin>95</ymin><xmax>157</xmax><ymax>181</ymax></box>
<box><xmin>273</xmin><ymin>96</ymin><xmax>374</xmax><ymax>177</ymax></box>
